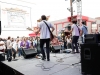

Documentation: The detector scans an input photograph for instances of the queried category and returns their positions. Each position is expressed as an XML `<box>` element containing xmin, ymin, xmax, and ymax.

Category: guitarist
<box><xmin>36</xmin><ymin>15</ymin><xmax>55</xmax><ymax>61</ymax></box>
<box><xmin>68</xmin><ymin>21</ymin><xmax>82</xmax><ymax>54</ymax></box>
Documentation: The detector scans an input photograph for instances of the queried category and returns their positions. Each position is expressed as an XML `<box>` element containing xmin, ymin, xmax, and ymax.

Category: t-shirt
<box><xmin>12</xmin><ymin>42</ymin><xmax>18</xmax><ymax>51</ymax></box>
<box><xmin>82</xmin><ymin>25</ymin><xmax>88</xmax><ymax>36</ymax></box>
<box><xmin>6</xmin><ymin>40</ymin><xmax>12</xmax><ymax>49</ymax></box>
<box><xmin>71</xmin><ymin>24</ymin><xmax>80</xmax><ymax>36</ymax></box>
<box><xmin>0</xmin><ymin>41</ymin><xmax>5</xmax><ymax>50</ymax></box>
<box><xmin>38</xmin><ymin>20</ymin><xmax>54</xmax><ymax>39</ymax></box>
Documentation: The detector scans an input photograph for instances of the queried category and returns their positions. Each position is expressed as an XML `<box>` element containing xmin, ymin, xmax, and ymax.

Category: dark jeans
<box><xmin>40</xmin><ymin>38</ymin><xmax>50</xmax><ymax>60</ymax></box>
<box><xmin>36</xmin><ymin>43</ymin><xmax>41</xmax><ymax>54</ymax></box>
<box><xmin>81</xmin><ymin>36</ymin><xmax>85</xmax><ymax>43</ymax></box>
<box><xmin>67</xmin><ymin>43</ymin><xmax>72</xmax><ymax>49</ymax></box>
<box><xmin>64</xmin><ymin>41</ymin><xmax>67</xmax><ymax>50</ymax></box>
<box><xmin>72</xmin><ymin>36</ymin><xmax>79</xmax><ymax>52</ymax></box>
<box><xmin>7</xmin><ymin>49</ymin><xmax>12</xmax><ymax>60</ymax></box>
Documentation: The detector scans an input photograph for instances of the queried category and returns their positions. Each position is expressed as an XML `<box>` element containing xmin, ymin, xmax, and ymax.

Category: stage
<box><xmin>2</xmin><ymin>53</ymin><xmax>81</xmax><ymax>75</ymax></box>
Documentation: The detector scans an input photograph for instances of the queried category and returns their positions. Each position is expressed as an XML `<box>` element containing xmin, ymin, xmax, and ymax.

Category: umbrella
<box><xmin>29</xmin><ymin>32</ymin><xmax>40</xmax><ymax>37</ymax></box>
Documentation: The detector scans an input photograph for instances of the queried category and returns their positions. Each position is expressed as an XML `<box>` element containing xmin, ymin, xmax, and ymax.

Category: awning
<box><xmin>29</xmin><ymin>32</ymin><xmax>40</xmax><ymax>37</ymax></box>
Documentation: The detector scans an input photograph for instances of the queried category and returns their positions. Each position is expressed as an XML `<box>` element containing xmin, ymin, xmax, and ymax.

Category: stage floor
<box><xmin>2</xmin><ymin>53</ymin><xmax>81</xmax><ymax>75</ymax></box>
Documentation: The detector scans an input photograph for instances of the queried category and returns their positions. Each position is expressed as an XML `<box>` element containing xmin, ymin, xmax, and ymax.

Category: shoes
<box><xmin>42</xmin><ymin>57</ymin><xmax>46</xmax><ymax>60</ymax></box>
<box><xmin>75</xmin><ymin>52</ymin><xmax>80</xmax><ymax>53</ymax></box>
<box><xmin>42</xmin><ymin>57</ymin><xmax>50</xmax><ymax>61</ymax></box>
<box><xmin>47</xmin><ymin>59</ymin><xmax>50</xmax><ymax>61</ymax></box>
<box><xmin>41</xmin><ymin>56</ymin><xmax>50</xmax><ymax>61</ymax></box>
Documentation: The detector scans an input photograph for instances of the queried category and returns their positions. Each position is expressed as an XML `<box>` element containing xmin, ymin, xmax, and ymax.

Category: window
<box><xmin>91</xmin><ymin>22</ymin><xmax>97</xmax><ymax>32</ymax></box>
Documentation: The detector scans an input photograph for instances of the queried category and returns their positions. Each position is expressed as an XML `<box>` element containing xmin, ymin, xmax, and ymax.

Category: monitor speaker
<box><xmin>51</xmin><ymin>45</ymin><xmax>61</xmax><ymax>53</ymax></box>
<box><xmin>22</xmin><ymin>48</ymin><xmax>37</xmax><ymax>59</ymax></box>
<box><xmin>81</xmin><ymin>43</ymin><xmax>100</xmax><ymax>75</ymax></box>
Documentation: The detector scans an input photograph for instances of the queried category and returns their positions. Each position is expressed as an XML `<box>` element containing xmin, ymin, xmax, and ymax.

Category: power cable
<box><xmin>35</xmin><ymin>54</ymin><xmax>78</xmax><ymax>71</ymax></box>
<box><xmin>49</xmin><ymin>61</ymin><xmax>81</xmax><ymax>75</ymax></box>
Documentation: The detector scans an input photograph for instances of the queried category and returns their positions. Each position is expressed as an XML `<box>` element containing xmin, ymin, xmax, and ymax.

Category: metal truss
<box><xmin>76</xmin><ymin>0</ymin><xmax>82</xmax><ymax>23</ymax></box>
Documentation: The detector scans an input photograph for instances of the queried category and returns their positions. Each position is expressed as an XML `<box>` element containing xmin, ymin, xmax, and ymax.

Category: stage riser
<box><xmin>0</xmin><ymin>62</ymin><xmax>23</xmax><ymax>75</ymax></box>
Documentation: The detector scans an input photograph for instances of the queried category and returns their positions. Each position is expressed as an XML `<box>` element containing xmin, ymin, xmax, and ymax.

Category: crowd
<box><xmin>0</xmin><ymin>33</ymin><xmax>73</xmax><ymax>60</ymax></box>
<box><xmin>0</xmin><ymin>36</ymin><xmax>39</xmax><ymax>60</ymax></box>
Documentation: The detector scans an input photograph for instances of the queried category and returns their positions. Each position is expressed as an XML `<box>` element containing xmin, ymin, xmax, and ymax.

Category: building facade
<box><xmin>51</xmin><ymin>15</ymin><xmax>100</xmax><ymax>35</ymax></box>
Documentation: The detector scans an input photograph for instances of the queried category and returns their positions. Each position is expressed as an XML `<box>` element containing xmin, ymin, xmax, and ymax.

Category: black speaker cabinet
<box><xmin>84</xmin><ymin>34</ymin><xmax>100</xmax><ymax>43</ymax></box>
<box><xmin>51</xmin><ymin>45</ymin><xmax>61</xmax><ymax>53</ymax></box>
<box><xmin>81</xmin><ymin>43</ymin><xmax>100</xmax><ymax>75</ymax></box>
<box><xmin>22</xmin><ymin>48</ymin><xmax>37</xmax><ymax>58</ymax></box>
<box><xmin>0</xmin><ymin>52</ymin><xmax>5</xmax><ymax>61</ymax></box>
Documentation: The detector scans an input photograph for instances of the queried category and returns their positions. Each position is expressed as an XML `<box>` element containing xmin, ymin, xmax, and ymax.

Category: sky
<box><xmin>32</xmin><ymin>0</ymin><xmax>100</xmax><ymax>21</ymax></box>
<box><xmin>0</xmin><ymin>0</ymin><xmax>100</xmax><ymax>37</ymax></box>
<box><xmin>1</xmin><ymin>0</ymin><xmax>100</xmax><ymax>21</ymax></box>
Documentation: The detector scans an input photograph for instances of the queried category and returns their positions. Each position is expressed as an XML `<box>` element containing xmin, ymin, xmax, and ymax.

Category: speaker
<box><xmin>84</xmin><ymin>34</ymin><xmax>100</xmax><ymax>43</ymax></box>
<box><xmin>81</xmin><ymin>43</ymin><xmax>100</xmax><ymax>75</ymax></box>
<box><xmin>0</xmin><ymin>52</ymin><xmax>5</xmax><ymax>61</ymax></box>
<box><xmin>22</xmin><ymin>48</ymin><xmax>37</xmax><ymax>58</ymax></box>
<box><xmin>51</xmin><ymin>45</ymin><xmax>61</xmax><ymax>53</ymax></box>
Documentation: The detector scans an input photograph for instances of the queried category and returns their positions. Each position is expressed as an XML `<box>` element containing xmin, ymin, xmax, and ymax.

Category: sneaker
<box><xmin>47</xmin><ymin>59</ymin><xmax>50</xmax><ymax>61</ymax></box>
<box><xmin>75</xmin><ymin>52</ymin><xmax>80</xmax><ymax>53</ymax></box>
<box><xmin>42</xmin><ymin>57</ymin><xmax>46</xmax><ymax>60</ymax></box>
